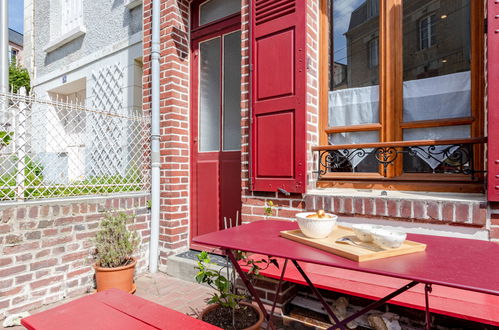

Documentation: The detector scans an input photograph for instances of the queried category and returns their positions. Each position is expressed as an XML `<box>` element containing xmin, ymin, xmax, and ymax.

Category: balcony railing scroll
<box><xmin>313</xmin><ymin>138</ymin><xmax>486</xmax><ymax>180</ymax></box>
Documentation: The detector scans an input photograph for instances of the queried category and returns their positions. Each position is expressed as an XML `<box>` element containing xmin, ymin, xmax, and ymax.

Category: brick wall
<box><xmin>142</xmin><ymin>0</ymin><xmax>497</xmax><ymax>271</ymax></box>
<box><xmin>0</xmin><ymin>194</ymin><xmax>150</xmax><ymax>319</ymax></box>
<box><xmin>143</xmin><ymin>0</ymin><xmax>191</xmax><ymax>269</ymax></box>
<box><xmin>240</xmin><ymin>0</ymin><xmax>321</xmax><ymax>224</ymax></box>
<box><xmin>304</xmin><ymin>193</ymin><xmax>488</xmax><ymax>227</ymax></box>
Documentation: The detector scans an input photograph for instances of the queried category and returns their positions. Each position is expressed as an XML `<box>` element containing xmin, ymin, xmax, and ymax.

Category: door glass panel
<box><xmin>199</xmin><ymin>0</ymin><xmax>240</xmax><ymax>26</ymax></box>
<box><xmin>402</xmin><ymin>0</ymin><xmax>471</xmax><ymax>123</ymax></box>
<box><xmin>199</xmin><ymin>37</ymin><xmax>221</xmax><ymax>152</ymax></box>
<box><xmin>223</xmin><ymin>31</ymin><xmax>242</xmax><ymax>151</ymax></box>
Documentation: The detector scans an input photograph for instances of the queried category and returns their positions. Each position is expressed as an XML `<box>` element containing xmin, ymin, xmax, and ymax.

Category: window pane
<box><xmin>223</xmin><ymin>31</ymin><xmax>242</xmax><ymax>151</ymax></box>
<box><xmin>330</xmin><ymin>131</ymin><xmax>380</xmax><ymax>172</ymax></box>
<box><xmin>199</xmin><ymin>37</ymin><xmax>221</xmax><ymax>152</ymax></box>
<box><xmin>403</xmin><ymin>126</ymin><xmax>471</xmax><ymax>173</ymax></box>
<box><xmin>199</xmin><ymin>0</ymin><xmax>240</xmax><ymax>26</ymax></box>
<box><xmin>329</xmin><ymin>0</ymin><xmax>380</xmax><ymax>132</ymax></box>
<box><xmin>403</xmin><ymin>0</ymin><xmax>471</xmax><ymax>124</ymax></box>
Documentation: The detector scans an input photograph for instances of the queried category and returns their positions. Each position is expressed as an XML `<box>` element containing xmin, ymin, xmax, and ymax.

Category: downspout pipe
<box><xmin>0</xmin><ymin>0</ymin><xmax>8</xmax><ymax>94</ymax></box>
<box><xmin>149</xmin><ymin>0</ymin><xmax>161</xmax><ymax>273</ymax></box>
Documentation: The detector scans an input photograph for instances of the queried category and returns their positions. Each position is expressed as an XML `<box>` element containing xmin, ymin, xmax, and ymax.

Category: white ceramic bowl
<box><xmin>351</xmin><ymin>224</ymin><xmax>382</xmax><ymax>242</ymax></box>
<box><xmin>371</xmin><ymin>229</ymin><xmax>407</xmax><ymax>249</ymax></box>
<box><xmin>296</xmin><ymin>212</ymin><xmax>338</xmax><ymax>239</ymax></box>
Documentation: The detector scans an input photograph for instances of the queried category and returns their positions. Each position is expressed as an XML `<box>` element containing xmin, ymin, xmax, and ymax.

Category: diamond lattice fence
<box><xmin>0</xmin><ymin>91</ymin><xmax>150</xmax><ymax>201</ymax></box>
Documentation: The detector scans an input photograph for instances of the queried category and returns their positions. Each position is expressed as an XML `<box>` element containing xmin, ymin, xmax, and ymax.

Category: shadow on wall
<box><xmin>172</xmin><ymin>26</ymin><xmax>188</xmax><ymax>61</ymax></box>
<box><xmin>44</xmin><ymin>36</ymin><xmax>85</xmax><ymax>66</ymax></box>
<box><xmin>125</xmin><ymin>6</ymin><xmax>143</xmax><ymax>35</ymax></box>
<box><xmin>112</xmin><ymin>0</ymin><xmax>124</xmax><ymax>9</ymax></box>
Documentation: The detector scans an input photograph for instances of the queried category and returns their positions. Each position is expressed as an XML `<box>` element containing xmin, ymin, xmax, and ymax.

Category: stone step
<box><xmin>166</xmin><ymin>250</ymin><xmax>230</xmax><ymax>284</ymax></box>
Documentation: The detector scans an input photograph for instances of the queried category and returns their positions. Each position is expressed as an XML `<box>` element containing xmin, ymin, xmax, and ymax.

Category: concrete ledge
<box><xmin>44</xmin><ymin>25</ymin><xmax>86</xmax><ymax>53</ymax></box>
<box><xmin>124</xmin><ymin>0</ymin><xmax>142</xmax><ymax>9</ymax></box>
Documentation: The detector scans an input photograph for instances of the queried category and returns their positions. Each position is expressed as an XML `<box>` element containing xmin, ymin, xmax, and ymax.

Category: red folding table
<box><xmin>21</xmin><ymin>288</ymin><xmax>220</xmax><ymax>330</ymax></box>
<box><xmin>193</xmin><ymin>220</ymin><xmax>499</xmax><ymax>330</ymax></box>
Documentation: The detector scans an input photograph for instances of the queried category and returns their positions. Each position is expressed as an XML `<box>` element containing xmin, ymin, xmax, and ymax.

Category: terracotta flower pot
<box><xmin>94</xmin><ymin>258</ymin><xmax>136</xmax><ymax>294</ymax></box>
<box><xmin>198</xmin><ymin>302</ymin><xmax>264</xmax><ymax>330</ymax></box>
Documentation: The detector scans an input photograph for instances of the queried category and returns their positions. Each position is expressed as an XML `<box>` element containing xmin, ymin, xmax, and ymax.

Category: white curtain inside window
<box><xmin>328</xmin><ymin>71</ymin><xmax>471</xmax><ymax>169</ymax></box>
<box><xmin>403</xmin><ymin>71</ymin><xmax>470</xmax><ymax>122</ymax></box>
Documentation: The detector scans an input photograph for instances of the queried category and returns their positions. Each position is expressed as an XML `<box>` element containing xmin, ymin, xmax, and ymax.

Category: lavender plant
<box><xmin>94</xmin><ymin>212</ymin><xmax>139</xmax><ymax>268</ymax></box>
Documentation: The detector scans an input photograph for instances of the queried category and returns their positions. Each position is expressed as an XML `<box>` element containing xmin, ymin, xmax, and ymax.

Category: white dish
<box><xmin>296</xmin><ymin>212</ymin><xmax>338</xmax><ymax>239</ymax></box>
<box><xmin>371</xmin><ymin>229</ymin><xmax>407</xmax><ymax>249</ymax></box>
<box><xmin>351</xmin><ymin>224</ymin><xmax>382</xmax><ymax>242</ymax></box>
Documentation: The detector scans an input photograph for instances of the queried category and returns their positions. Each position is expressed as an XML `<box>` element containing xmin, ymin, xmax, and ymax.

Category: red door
<box><xmin>190</xmin><ymin>3</ymin><xmax>242</xmax><ymax>240</ymax></box>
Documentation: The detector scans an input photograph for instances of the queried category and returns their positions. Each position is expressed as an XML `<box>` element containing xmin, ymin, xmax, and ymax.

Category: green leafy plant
<box><xmin>0</xmin><ymin>131</ymin><xmax>13</xmax><ymax>147</ymax></box>
<box><xmin>94</xmin><ymin>212</ymin><xmax>140</xmax><ymax>268</ymax></box>
<box><xmin>264</xmin><ymin>200</ymin><xmax>274</xmax><ymax>216</ymax></box>
<box><xmin>195</xmin><ymin>250</ymin><xmax>278</xmax><ymax>327</ymax></box>
<box><xmin>196</xmin><ymin>251</ymin><xmax>245</xmax><ymax>309</ymax></box>
<box><xmin>9</xmin><ymin>61</ymin><xmax>30</xmax><ymax>94</ymax></box>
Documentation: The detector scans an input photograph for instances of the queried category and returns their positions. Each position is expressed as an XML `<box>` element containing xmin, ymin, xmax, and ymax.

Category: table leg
<box><xmin>331</xmin><ymin>281</ymin><xmax>419</xmax><ymax>329</ymax></box>
<box><xmin>291</xmin><ymin>260</ymin><xmax>347</xmax><ymax>330</ymax></box>
<box><xmin>226</xmin><ymin>249</ymin><xmax>276</xmax><ymax>330</ymax></box>
<box><xmin>425</xmin><ymin>283</ymin><xmax>432</xmax><ymax>330</ymax></box>
<box><xmin>266</xmin><ymin>258</ymin><xmax>289</xmax><ymax>330</ymax></box>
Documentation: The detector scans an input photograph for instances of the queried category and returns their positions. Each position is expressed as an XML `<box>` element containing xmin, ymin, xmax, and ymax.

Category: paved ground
<box><xmin>135</xmin><ymin>272</ymin><xmax>215</xmax><ymax>316</ymax></box>
<box><xmin>2</xmin><ymin>272</ymin><xmax>215</xmax><ymax>329</ymax></box>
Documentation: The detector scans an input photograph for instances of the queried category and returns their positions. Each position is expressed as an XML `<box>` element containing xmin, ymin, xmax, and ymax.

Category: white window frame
<box><xmin>419</xmin><ymin>14</ymin><xmax>436</xmax><ymax>50</ymax></box>
<box><xmin>8</xmin><ymin>46</ymin><xmax>18</xmax><ymax>64</ymax></box>
<box><xmin>368</xmin><ymin>38</ymin><xmax>379</xmax><ymax>68</ymax></box>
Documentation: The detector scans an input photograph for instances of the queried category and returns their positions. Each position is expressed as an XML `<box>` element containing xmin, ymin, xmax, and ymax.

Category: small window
<box><xmin>199</xmin><ymin>0</ymin><xmax>240</xmax><ymax>26</ymax></box>
<box><xmin>368</xmin><ymin>38</ymin><xmax>379</xmax><ymax>68</ymax></box>
<box><xmin>419</xmin><ymin>14</ymin><xmax>436</xmax><ymax>50</ymax></box>
<box><xmin>9</xmin><ymin>48</ymin><xmax>18</xmax><ymax>64</ymax></box>
<box><xmin>368</xmin><ymin>0</ymin><xmax>379</xmax><ymax>17</ymax></box>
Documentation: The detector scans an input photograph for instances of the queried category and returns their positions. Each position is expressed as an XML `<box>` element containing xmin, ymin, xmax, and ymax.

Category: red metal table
<box><xmin>193</xmin><ymin>220</ymin><xmax>499</xmax><ymax>330</ymax></box>
<box><xmin>21</xmin><ymin>288</ymin><xmax>220</xmax><ymax>330</ymax></box>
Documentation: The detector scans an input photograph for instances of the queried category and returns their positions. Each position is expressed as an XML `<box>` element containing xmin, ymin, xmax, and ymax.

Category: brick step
<box><xmin>242</xmin><ymin>255</ymin><xmax>499</xmax><ymax>327</ymax></box>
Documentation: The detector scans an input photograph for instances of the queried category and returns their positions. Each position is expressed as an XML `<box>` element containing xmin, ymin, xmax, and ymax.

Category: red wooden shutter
<box><xmin>250</xmin><ymin>0</ymin><xmax>306</xmax><ymax>193</ymax></box>
<box><xmin>488</xmin><ymin>0</ymin><xmax>499</xmax><ymax>201</ymax></box>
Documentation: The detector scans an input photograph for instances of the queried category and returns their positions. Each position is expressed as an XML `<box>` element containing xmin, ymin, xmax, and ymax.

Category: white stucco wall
<box><xmin>23</xmin><ymin>0</ymin><xmax>144</xmax><ymax>184</ymax></box>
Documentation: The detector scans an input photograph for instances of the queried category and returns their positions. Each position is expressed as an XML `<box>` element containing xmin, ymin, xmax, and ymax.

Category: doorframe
<box><xmin>189</xmin><ymin>1</ymin><xmax>242</xmax><ymax>248</ymax></box>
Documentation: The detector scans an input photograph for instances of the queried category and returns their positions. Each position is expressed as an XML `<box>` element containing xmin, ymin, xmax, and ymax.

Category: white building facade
<box><xmin>23</xmin><ymin>0</ymin><xmax>144</xmax><ymax>183</ymax></box>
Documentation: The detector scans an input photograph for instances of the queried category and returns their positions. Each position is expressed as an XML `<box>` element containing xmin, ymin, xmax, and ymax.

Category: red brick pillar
<box><xmin>143</xmin><ymin>0</ymin><xmax>191</xmax><ymax>269</ymax></box>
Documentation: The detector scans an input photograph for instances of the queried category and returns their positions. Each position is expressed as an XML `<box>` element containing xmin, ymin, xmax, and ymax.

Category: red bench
<box><xmin>243</xmin><ymin>255</ymin><xmax>499</xmax><ymax>327</ymax></box>
<box><xmin>21</xmin><ymin>288</ymin><xmax>220</xmax><ymax>330</ymax></box>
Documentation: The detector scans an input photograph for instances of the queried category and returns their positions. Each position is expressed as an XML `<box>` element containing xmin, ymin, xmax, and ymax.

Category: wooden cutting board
<box><xmin>280</xmin><ymin>226</ymin><xmax>426</xmax><ymax>262</ymax></box>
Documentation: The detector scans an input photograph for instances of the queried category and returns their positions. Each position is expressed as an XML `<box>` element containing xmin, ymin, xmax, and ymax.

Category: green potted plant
<box><xmin>195</xmin><ymin>251</ymin><xmax>278</xmax><ymax>330</ymax></box>
<box><xmin>93</xmin><ymin>212</ymin><xmax>140</xmax><ymax>293</ymax></box>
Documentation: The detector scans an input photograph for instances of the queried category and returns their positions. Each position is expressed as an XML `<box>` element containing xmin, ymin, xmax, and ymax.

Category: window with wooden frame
<box><xmin>317</xmin><ymin>0</ymin><xmax>485</xmax><ymax>193</ymax></box>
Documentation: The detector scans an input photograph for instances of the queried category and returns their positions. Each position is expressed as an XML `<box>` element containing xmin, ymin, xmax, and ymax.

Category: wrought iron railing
<box><xmin>313</xmin><ymin>138</ymin><xmax>486</xmax><ymax>180</ymax></box>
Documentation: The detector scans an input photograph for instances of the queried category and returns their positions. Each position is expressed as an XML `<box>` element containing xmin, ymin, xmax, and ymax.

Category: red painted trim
<box><xmin>191</xmin><ymin>15</ymin><xmax>241</xmax><ymax>40</ymax></box>
<box><xmin>191</xmin><ymin>0</ymin><xmax>241</xmax><ymax>32</ymax></box>
<box><xmin>250</xmin><ymin>0</ymin><xmax>307</xmax><ymax>193</ymax></box>
<box><xmin>488</xmin><ymin>0</ymin><xmax>499</xmax><ymax>201</ymax></box>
